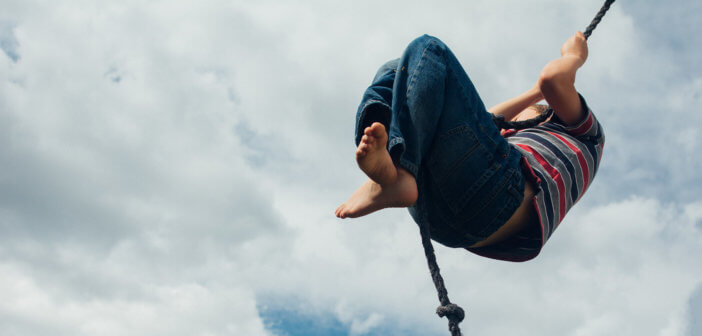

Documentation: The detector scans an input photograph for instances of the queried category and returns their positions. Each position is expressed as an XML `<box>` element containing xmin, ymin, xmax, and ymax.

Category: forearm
<box><xmin>488</xmin><ymin>85</ymin><xmax>544</xmax><ymax>121</ymax></box>
<box><xmin>538</xmin><ymin>55</ymin><xmax>584</xmax><ymax>125</ymax></box>
<box><xmin>490</xmin><ymin>32</ymin><xmax>588</xmax><ymax>126</ymax></box>
<box><xmin>538</xmin><ymin>31</ymin><xmax>589</xmax><ymax>125</ymax></box>
<box><xmin>538</xmin><ymin>55</ymin><xmax>582</xmax><ymax>88</ymax></box>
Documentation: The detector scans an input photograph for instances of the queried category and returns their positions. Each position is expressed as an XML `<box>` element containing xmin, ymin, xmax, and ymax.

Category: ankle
<box><xmin>396</xmin><ymin>167</ymin><xmax>418</xmax><ymax>205</ymax></box>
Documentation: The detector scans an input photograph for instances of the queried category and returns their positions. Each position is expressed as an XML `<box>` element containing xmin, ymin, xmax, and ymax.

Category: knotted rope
<box><xmin>420</xmin><ymin>220</ymin><xmax>465</xmax><ymax>336</ymax></box>
<box><xmin>420</xmin><ymin>2</ymin><xmax>615</xmax><ymax>335</ymax></box>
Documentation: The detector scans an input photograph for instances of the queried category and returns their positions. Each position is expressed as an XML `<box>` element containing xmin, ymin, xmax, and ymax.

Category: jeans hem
<box><xmin>387</xmin><ymin>136</ymin><xmax>419</xmax><ymax>177</ymax></box>
<box><xmin>355</xmin><ymin>100</ymin><xmax>391</xmax><ymax>146</ymax></box>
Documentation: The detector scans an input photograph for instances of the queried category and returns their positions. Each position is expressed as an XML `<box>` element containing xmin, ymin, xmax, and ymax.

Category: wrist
<box><xmin>529</xmin><ymin>83</ymin><xmax>544</xmax><ymax>101</ymax></box>
<box><xmin>561</xmin><ymin>54</ymin><xmax>586</xmax><ymax>68</ymax></box>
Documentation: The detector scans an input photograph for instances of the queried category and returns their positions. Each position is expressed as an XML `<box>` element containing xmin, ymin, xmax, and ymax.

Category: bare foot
<box><xmin>356</xmin><ymin>122</ymin><xmax>397</xmax><ymax>185</ymax></box>
<box><xmin>335</xmin><ymin>168</ymin><xmax>418</xmax><ymax>219</ymax></box>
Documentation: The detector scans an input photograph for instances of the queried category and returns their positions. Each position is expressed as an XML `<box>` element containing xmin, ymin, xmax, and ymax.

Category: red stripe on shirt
<box><xmin>517</xmin><ymin>144</ymin><xmax>567</xmax><ymax>221</ymax></box>
<box><xmin>545</xmin><ymin>131</ymin><xmax>591</xmax><ymax>194</ymax></box>
<box><xmin>532</xmin><ymin>197</ymin><xmax>546</xmax><ymax>245</ymax></box>
<box><xmin>568</xmin><ymin>112</ymin><xmax>594</xmax><ymax>136</ymax></box>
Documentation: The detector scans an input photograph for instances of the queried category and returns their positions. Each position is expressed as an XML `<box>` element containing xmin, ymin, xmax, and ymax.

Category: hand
<box><xmin>560</xmin><ymin>31</ymin><xmax>588</xmax><ymax>65</ymax></box>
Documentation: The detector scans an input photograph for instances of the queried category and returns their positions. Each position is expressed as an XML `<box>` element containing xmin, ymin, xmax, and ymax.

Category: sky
<box><xmin>1</xmin><ymin>0</ymin><xmax>701</xmax><ymax>335</ymax></box>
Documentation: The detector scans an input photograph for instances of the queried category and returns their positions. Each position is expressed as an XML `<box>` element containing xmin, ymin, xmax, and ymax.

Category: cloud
<box><xmin>0</xmin><ymin>21</ymin><xmax>20</xmax><ymax>63</ymax></box>
<box><xmin>1</xmin><ymin>1</ymin><xmax>700</xmax><ymax>335</ymax></box>
<box><xmin>688</xmin><ymin>284</ymin><xmax>702</xmax><ymax>336</ymax></box>
<box><xmin>0</xmin><ymin>263</ymin><xmax>268</xmax><ymax>335</ymax></box>
<box><xmin>1</xmin><ymin>1</ymin><xmax>287</xmax><ymax>335</ymax></box>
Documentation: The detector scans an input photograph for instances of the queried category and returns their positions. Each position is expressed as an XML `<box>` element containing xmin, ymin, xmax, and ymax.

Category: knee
<box><xmin>408</xmin><ymin>34</ymin><xmax>447</xmax><ymax>52</ymax></box>
<box><xmin>403</xmin><ymin>35</ymin><xmax>449</xmax><ymax>65</ymax></box>
<box><xmin>374</xmin><ymin>58</ymin><xmax>400</xmax><ymax>79</ymax></box>
<box><xmin>380</xmin><ymin>58</ymin><xmax>400</xmax><ymax>71</ymax></box>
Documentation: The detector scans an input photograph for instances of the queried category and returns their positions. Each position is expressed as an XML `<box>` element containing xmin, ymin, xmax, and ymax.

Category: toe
<box><xmin>370</xmin><ymin>122</ymin><xmax>386</xmax><ymax>134</ymax></box>
<box><xmin>335</xmin><ymin>205</ymin><xmax>343</xmax><ymax>218</ymax></box>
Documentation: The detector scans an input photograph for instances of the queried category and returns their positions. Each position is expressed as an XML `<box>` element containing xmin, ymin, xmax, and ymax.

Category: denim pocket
<box><xmin>426</xmin><ymin>124</ymin><xmax>497</xmax><ymax>216</ymax></box>
<box><xmin>473</xmin><ymin>168</ymin><xmax>523</xmax><ymax>237</ymax></box>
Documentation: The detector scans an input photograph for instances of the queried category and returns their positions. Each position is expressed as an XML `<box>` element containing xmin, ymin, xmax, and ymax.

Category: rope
<box><xmin>492</xmin><ymin>108</ymin><xmax>554</xmax><ymax>130</ymax></box>
<box><xmin>584</xmin><ymin>0</ymin><xmax>616</xmax><ymax>40</ymax></box>
<box><xmin>492</xmin><ymin>0</ymin><xmax>615</xmax><ymax>131</ymax></box>
<box><xmin>419</xmin><ymin>2</ymin><xmax>616</xmax><ymax>335</ymax></box>
<box><xmin>420</xmin><ymin>222</ymin><xmax>465</xmax><ymax>336</ymax></box>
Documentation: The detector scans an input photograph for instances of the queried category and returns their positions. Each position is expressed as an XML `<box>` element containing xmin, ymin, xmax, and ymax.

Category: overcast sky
<box><xmin>1</xmin><ymin>1</ymin><xmax>701</xmax><ymax>335</ymax></box>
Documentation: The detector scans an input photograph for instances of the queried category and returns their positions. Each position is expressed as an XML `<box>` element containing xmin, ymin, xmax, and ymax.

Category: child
<box><xmin>336</xmin><ymin>32</ymin><xmax>604</xmax><ymax>261</ymax></box>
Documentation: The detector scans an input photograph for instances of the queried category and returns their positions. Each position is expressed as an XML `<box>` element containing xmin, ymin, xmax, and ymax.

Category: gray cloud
<box><xmin>1</xmin><ymin>1</ymin><xmax>700</xmax><ymax>335</ymax></box>
<box><xmin>0</xmin><ymin>21</ymin><xmax>20</xmax><ymax>62</ymax></box>
<box><xmin>689</xmin><ymin>284</ymin><xmax>702</xmax><ymax>335</ymax></box>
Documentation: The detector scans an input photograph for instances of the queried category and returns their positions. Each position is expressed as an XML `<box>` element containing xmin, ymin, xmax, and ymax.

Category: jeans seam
<box><xmin>477</xmin><ymin>168</ymin><xmax>525</xmax><ymax>237</ymax></box>
<box><xmin>452</xmin><ymin>161</ymin><xmax>499</xmax><ymax>215</ymax></box>
<box><xmin>406</xmin><ymin>39</ymin><xmax>440</xmax><ymax>99</ymax></box>
<box><xmin>436</xmin><ymin>126</ymin><xmax>482</xmax><ymax>187</ymax></box>
<box><xmin>476</xmin><ymin>193</ymin><xmax>519</xmax><ymax>237</ymax></box>
<box><xmin>388</xmin><ymin>136</ymin><xmax>419</xmax><ymax>177</ymax></box>
<box><xmin>399</xmin><ymin>157</ymin><xmax>418</xmax><ymax>177</ymax></box>
<box><xmin>361</xmin><ymin>99</ymin><xmax>387</xmax><ymax>112</ymax></box>
<box><xmin>462</xmin><ymin>164</ymin><xmax>515</xmax><ymax>225</ymax></box>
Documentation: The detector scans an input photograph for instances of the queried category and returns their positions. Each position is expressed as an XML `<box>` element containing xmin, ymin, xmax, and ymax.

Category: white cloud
<box><xmin>0</xmin><ymin>263</ymin><xmax>268</xmax><ymax>336</ymax></box>
<box><xmin>1</xmin><ymin>1</ymin><xmax>701</xmax><ymax>335</ymax></box>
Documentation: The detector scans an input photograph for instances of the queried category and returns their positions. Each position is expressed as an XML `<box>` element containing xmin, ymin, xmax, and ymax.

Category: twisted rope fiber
<box><xmin>420</xmin><ymin>220</ymin><xmax>465</xmax><ymax>336</ymax></box>
<box><xmin>420</xmin><ymin>2</ymin><xmax>615</xmax><ymax>335</ymax></box>
<box><xmin>584</xmin><ymin>0</ymin><xmax>616</xmax><ymax>40</ymax></box>
<box><xmin>492</xmin><ymin>0</ymin><xmax>615</xmax><ymax>131</ymax></box>
<box><xmin>492</xmin><ymin>108</ymin><xmax>553</xmax><ymax>130</ymax></box>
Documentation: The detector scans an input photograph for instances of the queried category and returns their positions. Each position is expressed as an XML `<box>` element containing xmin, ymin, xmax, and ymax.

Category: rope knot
<box><xmin>436</xmin><ymin>303</ymin><xmax>465</xmax><ymax>323</ymax></box>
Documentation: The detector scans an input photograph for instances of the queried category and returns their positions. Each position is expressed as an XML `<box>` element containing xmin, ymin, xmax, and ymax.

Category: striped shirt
<box><xmin>469</xmin><ymin>95</ymin><xmax>605</xmax><ymax>262</ymax></box>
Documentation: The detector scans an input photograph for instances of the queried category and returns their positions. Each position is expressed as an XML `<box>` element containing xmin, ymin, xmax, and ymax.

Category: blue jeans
<box><xmin>355</xmin><ymin>35</ymin><xmax>526</xmax><ymax>248</ymax></box>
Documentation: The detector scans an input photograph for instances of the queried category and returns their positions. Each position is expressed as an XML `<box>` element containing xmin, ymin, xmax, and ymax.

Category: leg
<box><xmin>389</xmin><ymin>37</ymin><xmax>525</xmax><ymax>247</ymax></box>
<box><xmin>335</xmin><ymin>155</ymin><xmax>417</xmax><ymax>219</ymax></box>
<box><xmin>355</xmin><ymin>34</ymin><xmax>493</xmax><ymax>184</ymax></box>
<box><xmin>387</xmin><ymin>35</ymin><xmax>492</xmax><ymax>177</ymax></box>
<box><xmin>337</xmin><ymin>36</ymin><xmax>467</xmax><ymax>218</ymax></box>
<box><xmin>352</xmin><ymin>59</ymin><xmax>402</xmax><ymax>185</ymax></box>
<box><xmin>336</xmin><ymin>60</ymin><xmax>418</xmax><ymax>218</ymax></box>
<box><xmin>337</xmin><ymin>35</ymin><xmax>520</xmax><ymax>230</ymax></box>
<box><xmin>354</xmin><ymin>59</ymin><xmax>399</xmax><ymax>146</ymax></box>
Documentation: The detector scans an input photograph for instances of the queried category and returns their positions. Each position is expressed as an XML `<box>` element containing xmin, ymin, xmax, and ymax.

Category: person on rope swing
<box><xmin>335</xmin><ymin>31</ymin><xmax>604</xmax><ymax>261</ymax></box>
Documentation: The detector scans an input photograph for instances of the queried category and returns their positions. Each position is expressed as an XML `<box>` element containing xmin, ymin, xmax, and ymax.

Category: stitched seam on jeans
<box><xmin>476</xmin><ymin>175</ymin><xmax>523</xmax><ymax>237</ymax></box>
<box><xmin>439</xmin><ymin>141</ymin><xmax>481</xmax><ymax>187</ymax></box>
<box><xmin>468</xmin><ymin>167</ymin><xmax>516</xmax><ymax>225</ymax></box>
<box><xmin>388</xmin><ymin>136</ymin><xmax>404</xmax><ymax>148</ymax></box>
<box><xmin>399</xmin><ymin>158</ymin><xmax>419</xmax><ymax>178</ymax></box>
<box><xmin>450</xmin><ymin>161</ymin><xmax>500</xmax><ymax>214</ymax></box>
<box><xmin>406</xmin><ymin>39</ymin><xmax>438</xmax><ymax>99</ymax></box>
<box><xmin>434</xmin><ymin>125</ymin><xmax>482</xmax><ymax>186</ymax></box>
<box><xmin>446</xmin><ymin>59</ymin><xmax>500</xmax><ymax>149</ymax></box>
